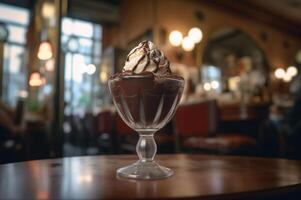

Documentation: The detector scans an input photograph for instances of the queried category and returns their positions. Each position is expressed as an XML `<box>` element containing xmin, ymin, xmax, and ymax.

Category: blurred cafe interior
<box><xmin>0</xmin><ymin>0</ymin><xmax>301</xmax><ymax>164</ymax></box>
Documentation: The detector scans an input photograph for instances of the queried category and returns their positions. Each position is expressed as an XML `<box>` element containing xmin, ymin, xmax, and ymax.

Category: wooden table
<box><xmin>1</xmin><ymin>154</ymin><xmax>301</xmax><ymax>199</ymax></box>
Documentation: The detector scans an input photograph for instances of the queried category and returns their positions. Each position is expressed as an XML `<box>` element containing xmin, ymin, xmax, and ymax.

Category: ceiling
<box><xmin>1</xmin><ymin>0</ymin><xmax>300</xmax><ymax>36</ymax></box>
<box><xmin>248</xmin><ymin>0</ymin><xmax>301</xmax><ymax>25</ymax></box>
<box><xmin>205</xmin><ymin>0</ymin><xmax>301</xmax><ymax>37</ymax></box>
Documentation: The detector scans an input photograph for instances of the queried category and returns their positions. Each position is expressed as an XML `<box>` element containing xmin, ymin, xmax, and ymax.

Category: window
<box><xmin>201</xmin><ymin>65</ymin><xmax>222</xmax><ymax>92</ymax></box>
<box><xmin>0</xmin><ymin>3</ymin><xmax>29</xmax><ymax>106</ymax></box>
<box><xmin>61</xmin><ymin>17</ymin><xmax>102</xmax><ymax>115</ymax></box>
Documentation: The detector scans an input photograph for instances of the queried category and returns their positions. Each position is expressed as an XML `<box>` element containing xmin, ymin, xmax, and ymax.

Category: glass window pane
<box><xmin>62</xmin><ymin>17</ymin><xmax>103</xmax><ymax>116</ymax></box>
<box><xmin>62</xmin><ymin>18</ymin><xmax>73</xmax><ymax>35</ymax></box>
<box><xmin>94</xmin><ymin>25</ymin><xmax>102</xmax><ymax>39</ymax></box>
<box><xmin>3</xmin><ymin>44</ymin><xmax>26</xmax><ymax>106</ymax></box>
<box><xmin>79</xmin><ymin>38</ymin><xmax>92</xmax><ymax>54</ymax></box>
<box><xmin>62</xmin><ymin>17</ymin><xmax>93</xmax><ymax>38</ymax></box>
<box><xmin>64</xmin><ymin>53</ymin><xmax>73</xmax><ymax>81</ymax></box>
<box><xmin>83</xmin><ymin>55</ymin><xmax>92</xmax><ymax>65</ymax></box>
<box><xmin>0</xmin><ymin>3</ymin><xmax>29</xmax><ymax>25</ymax></box>
<box><xmin>61</xmin><ymin>34</ymin><xmax>69</xmax><ymax>47</ymax></box>
<box><xmin>7</xmin><ymin>25</ymin><xmax>27</xmax><ymax>44</ymax></box>
<box><xmin>73</xmin><ymin>20</ymin><xmax>93</xmax><ymax>38</ymax></box>
<box><xmin>72</xmin><ymin>54</ymin><xmax>85</xmax><ymax>83</ymax></box>
<box><xmin>94</xmin><ymin>41</ymin><xmax>102</xmax><ymax>56</ymax></box>
<box><xmin>8</xmin><ymin>45</ymin><xmax>24</xmax><ymax>73</ymax></box>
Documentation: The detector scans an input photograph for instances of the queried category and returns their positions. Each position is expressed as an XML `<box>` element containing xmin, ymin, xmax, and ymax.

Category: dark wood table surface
<box><xmin>1</xmin><ymin>154</ymin><xmax>301</xmax><ymax>200</ymax></box>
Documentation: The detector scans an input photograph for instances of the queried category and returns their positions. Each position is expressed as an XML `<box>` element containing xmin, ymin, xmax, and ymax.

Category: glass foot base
<box><xmin>117</xmin><ymin>160</ymin><xmax>174</xmax><ymax>180</ymax></box>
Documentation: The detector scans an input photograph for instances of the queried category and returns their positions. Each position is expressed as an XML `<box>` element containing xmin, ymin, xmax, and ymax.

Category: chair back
<box><xmin>115</xmin><ymin>114</ymin><xmax>133</xmax><ymax>136</ymax></box>
<box><xmin>83</xmin><ymin>112</ymin><xmax>97</xmax><ymax>137</ymax></box>
<box><xmin>96</xmin><ymin>110</ymin><xmax>113</xmax><ymax>134</ymax></box>
<box><xmin>14</xmin><ymin>99</ymin><xmax>25</xmax><ymax>125</ymax></box>
<box><xmin>174</xmin><ymin>100</ymin><xmax>219</xmax><ymax>137</ymax></box>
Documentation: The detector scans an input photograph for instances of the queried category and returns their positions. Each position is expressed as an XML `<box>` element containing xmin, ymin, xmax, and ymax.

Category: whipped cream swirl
<box><xmin>123</xmin><ymin>41</ymin><xmax>171</xmax><ymax>75</ymax></box>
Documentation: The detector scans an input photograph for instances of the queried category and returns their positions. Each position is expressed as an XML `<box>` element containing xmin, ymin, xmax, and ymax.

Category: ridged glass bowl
<box><xmin>108</xmin><ymin>73</ymin><xmax>184</xmax><ymax>180</ymax></box>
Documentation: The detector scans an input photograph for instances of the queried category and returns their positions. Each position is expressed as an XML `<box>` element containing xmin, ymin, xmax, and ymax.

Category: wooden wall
<box><xmin>110</xmin><ymin>0</ymin><xmax>301</xmax><ymax>71</ymax></box>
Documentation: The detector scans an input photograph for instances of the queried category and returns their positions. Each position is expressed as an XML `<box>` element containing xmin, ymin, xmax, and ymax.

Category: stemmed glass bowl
<box><xmin>108</xmin><ymin>73</ymin><xmax>184</xmax><ymax>180</ymax></box>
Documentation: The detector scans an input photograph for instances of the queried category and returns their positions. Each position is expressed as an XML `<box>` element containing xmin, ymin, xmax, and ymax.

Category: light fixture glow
<box><xmin>37</xmin><ymin>41</ymin><xmax>53</xmax><ymax>60</ymax></box>
<box><xmin>182</xmin><ymin>36</ymin><xmax>195</xmax><ymax>52</ymax></box>
<box><xmin>287</xmin><ymin>66</ymin><xmax>298</xmax><ymax>77</ymax></box>
<box><xmin>274</xmin><ymin>68</ymin><xmax>285</xmax><ymax>79</ymax></box>
<box><xmin>77</xmin><ymin>174</ymin><xmax>92</xmax><ymax>183</ymax></box>
<box><xmin>203</xmin><ymin>82</ymin><xmax>211</xmax><ymax>91</ymax></box>
<box><xmin>188</xmin><ymin>27</ymin><xmax>203</xmax><ymax>43</ymax></box>
<box><xmin>169</xmin><ymin>30</ymin><xmax>183</xmax><ymax>47</ymax></box>
<box><xmin>18</xmin><ymin>90</ymin><xmax>28</xmax><ymax>98</ymax></box>
<box><xmin>296</xmin><ymin>50</ymin><xmax>301</xmax><ymax>64</ymax></box>
<box><xmin>229</xmin><ymin>76</ymin><xmax>241</xmax><ymax>91</ymax></box>
<box><xmin>45</xmin><ymin>59</ymin><xmax>55</xmax><ymax>71</ymax></box>
<box><xmin>29</xmin><ymin>72</ymin><xmax>45</xmax><ymax>87</ymax></box>
<box><xmin>211</xmin><ymin>80</ymin><xmax>219</xmax><ymax>89</ymax></box>
<box><xmin>283</xmin><ymin>73</ymin><xmax>292</xmax><ymax>82</ymax></box>
<box><xmin>100</xmin><ymin>71</ymin><xmax>108</xmax><ymax>83</ymax></box>
<box><xmin>42</xmin><ymin>2</ymin><xmax>55</xmax><ymax>19</ymax></box>
<box><xmin>86</xmin><ymin>64</ymin><xmax>96</xmax><ymax>75</ymax></box>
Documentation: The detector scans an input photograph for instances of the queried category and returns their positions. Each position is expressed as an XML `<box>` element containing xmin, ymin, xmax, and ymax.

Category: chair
<box><xmin>95</xmin><ymin>110</ymin><xmax>116</xmax><ymax>153</ymax></box>
<box><xmin>114</xmin><ymin>114</ymin><xmax>136</xmax><ymax>153</ymax></box>
<box><xmin>14</xmin><ymin>99</ymin><xmax>25</xmax><ymax>125</ymax></box>
<box><xmin>174</xmin><ymin>100</ymin><xmax>257</xmax><ymax>155</ymax></box>
<box><xmin>0</xmin><ymin>99</ymin><xmax>26</xmax><ymax>163</ymax></box>
<box><xmin>115</xmin><ymin>114</ymin><xmax>176</xmax><ymax>153</ymax></box>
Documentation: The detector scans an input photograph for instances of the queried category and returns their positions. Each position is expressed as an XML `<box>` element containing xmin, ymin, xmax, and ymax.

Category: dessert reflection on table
<box><xmin>1</xmin><ymin>155</ymin><xmax>301</xmax><ymax>199</ymax></box>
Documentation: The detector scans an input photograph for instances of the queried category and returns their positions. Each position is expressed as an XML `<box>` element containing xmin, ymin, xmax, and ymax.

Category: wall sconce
<box><xmin>169</xmin><ymin>27</ymin><xmax>203</xmax><ymax>52</ymax></box>
<box><xmin>100</xmin><ymin>71</ymin><xmax>108</xmax><ymax>83</ymax></box>
<box><xmin>45</xmin><ymin>59</ymin><xmax>55</xmax><ymax>71</ymax></box>
<box><xmin>42</xmin><ymin>2</ymin><xmax>55</xmax><ymax>20</ymax></box>
<box><xmin>29</xmin><ymin>72</ymin><xmax>46</xmax><ymax>87</ymax></box>
<box><xmin>37</xmin><ymin>40</ymin><xmax>53</xmax><ymax>60</ymax></box>
<box><xmin>274</xmin><ymin>66</ymin><xmax>298</xmax><ymax>82</ymax></box>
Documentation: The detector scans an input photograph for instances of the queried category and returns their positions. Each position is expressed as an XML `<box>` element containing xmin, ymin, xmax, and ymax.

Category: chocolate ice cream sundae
<box><xmin>108</xmin><ymin>41</ymin><xmax>184</xmax><ymax>180</ymax></box>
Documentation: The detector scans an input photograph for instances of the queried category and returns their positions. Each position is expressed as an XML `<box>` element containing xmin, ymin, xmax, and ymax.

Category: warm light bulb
<box><xmin>182</xmin><ymin>36</ymin><xmax>195</xmax><ymax>51</ymax></box>
<box><xmin>45</xmin><ymin>59</ymin><xmax>55</xmax><ymax>71</ymax></box>
<box><xmin>287</xmin><ymin>66</ymin><xmax>298</xmax><ymax>77</ymax></box>
<box><xmin>283</xmin><ymin>73</ymin><xmax>292</xmax><ymax>82</ymax></box>
<box><xmin>274</xmin><ymin>68</ymin><xmax>285</xmax><ymax>79</ymax></box>
<box><xmin>188</xmin><ymin>27</ymin><xmax>203</xmax><ymax>43</ymax></box>
<box><xmin>169</xmin><ymin>30</ymin><xmax>183</xmax><ymax>47</ymax></box>
<box><xmin>37</xmin><ymin>41</ymin><xmax>53</xmax><ymax>60</ymax></box>
<box><xmin>42</xmin><ymin>2</ymin><xmax>55</xmax><ymax>19</ymax></box>
<box><xmin>29</xmin><ymin>72</ymin><xmax>45</xmax><ymax>87</ymax></box>
<box><xmin>86</xmin><ymin>64</ymin><xmax>96</xmax><ymax>75</ymax></box>
<box><xmin>203</xmin><ymin>82</ymin><xmax>211</xmax><ymax>91</ymax></box>
<box><xmin>100</xmin><ymin>71</ymin><xmax>108</xmax><ymax>83</ymax></box>
<box><xmin>211</xmin><ymin>80</ymin><xmax>219</xmax><ymax>89</ymax></box>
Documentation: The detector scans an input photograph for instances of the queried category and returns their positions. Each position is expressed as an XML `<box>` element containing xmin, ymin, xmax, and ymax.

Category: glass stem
<box><xmin>136</xmin><ymin>131</ymin><xmax>157</xmax><ymax>162</ymax></box>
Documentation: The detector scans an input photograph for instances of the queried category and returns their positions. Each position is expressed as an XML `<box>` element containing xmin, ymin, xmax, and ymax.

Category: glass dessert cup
<box><xmin>108</xmin><ymin>73</ymin><xmax>184</xmax><ymax>180</ymax></box>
